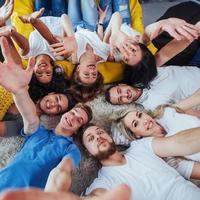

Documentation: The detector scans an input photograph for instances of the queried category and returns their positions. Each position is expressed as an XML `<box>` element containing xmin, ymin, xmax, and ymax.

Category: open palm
<box><xmin>0</xmin><ymin>37</ymin><xmax>34</xmax><ymax>94</ymax></box>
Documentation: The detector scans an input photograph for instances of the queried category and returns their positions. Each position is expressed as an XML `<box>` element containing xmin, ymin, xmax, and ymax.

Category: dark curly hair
<box><xmin>70</xmin><ymin>64</ymin><xmax>104</xmax><ymax>102</ymax></box>
<box><xmin>123</xmin><ymin>43</ymin><xmax>157</xmax><ymax>89</ymax></box>
<box><xmin>29</xmin><ymin>65</ymin><xmax>71</xmax><ymax>102</ymax></box>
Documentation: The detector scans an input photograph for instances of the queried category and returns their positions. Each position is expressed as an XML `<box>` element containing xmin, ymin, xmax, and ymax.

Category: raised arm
<box><xmin>152</xmin><ymin>127</ymin><xmax>200</xmax><ymax>158</ymax></box>
<box><xmin>174</xmin><ymin>89</ymin><xmax>200</xmax><ymax>111</ymax></box>
<box><xmin>143</xmin><ymin>18</ymin><xmax>199</xmax><ymax>43</ymax></box>
<box><xmin>0</xmin><ymin>37</ymin><xmax>39</xmax><ymax>134</ymax></box>
<box><xmin>97</xmin><ymin>5</ymin><xmax>108</xmax><ymax>41</ymax></box>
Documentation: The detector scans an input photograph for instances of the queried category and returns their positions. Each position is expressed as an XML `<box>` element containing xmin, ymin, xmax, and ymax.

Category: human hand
<box><xmin>50</xmin><ymin>36</ymin><xmax>77</xmax><ymax>58</ymax></box>
<box><xmin>146</xmin><ymin>18</ymin><xmax>199</xmax><ymax>42</ymax></box>
<box><xmin>0</xmin><ymin>185</ymin><xmax>131</xmax><ymax>200</ymax></box>
<box><xmin>0</xmin><ymin>0</ymin><xmax>14</xmax><ymax>27</ymax></box>
<box><xmin>45</xmin><ymin>158</ymin><xmax>72</xmax><ymax>193</ymax></box>
<box><xmin>109</xmin><ymin>30</ymin><xmax>131</xmax><ymax>56</ymax></box>
<box><xmin>97</xmin><ymin>5</ymin><xmax>108</xmax><ymax>24</ymax></box>
<box><xmin>0</xmin><ymin>37</ymin><xmax>34</xmax><ymax>94</ymax></box>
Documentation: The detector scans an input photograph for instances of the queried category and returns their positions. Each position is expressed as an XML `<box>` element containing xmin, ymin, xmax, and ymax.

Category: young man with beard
<box><xmin>77</xmin><ymin>124</ymin><xmax>200</xmax><ymax>200</ymax></box>
<box><xmin>0</xmin><ymin>37</ymin><xmax>92</xmax><ymax>191</ymax></box>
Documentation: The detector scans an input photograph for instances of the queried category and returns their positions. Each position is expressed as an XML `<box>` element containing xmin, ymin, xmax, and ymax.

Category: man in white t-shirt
<box><xmin>105</xmin><ymin>65</ymin><xmax>200</xmax><ymax>111</ymax></box>
<box><xmin>77</xmin><ymin>124</ymin><xmax>200</xmax><ymax>200</ymax></box>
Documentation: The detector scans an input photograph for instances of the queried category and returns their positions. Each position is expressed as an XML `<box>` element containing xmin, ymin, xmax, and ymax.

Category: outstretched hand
<box><xmin>50</xmin><ymin>36</ymin><xmax>77</xmax><ymax>58</ymax></box>
<box><xmin>146</xmin><ymin>18</ymin><xmax>199</xmax><ymax>42</ymax></box>
<box><xmin>0</xmin><ymin>0</ymin><xmax>14</xmax><ymax>27</ymax></box>
<box><xmin>0</xmin><ymin>185</ymin><xmax>131</xmax><ymax>200</ymax></box>
<box><xmin>0</xmin><ymin>37</ymin><xmax>34</xmax><ymax>94</ymax></box>
<box><xmin>97</xmin><ymin>5</ymin><xmax>108</xmax><ymax>24</ymax></box>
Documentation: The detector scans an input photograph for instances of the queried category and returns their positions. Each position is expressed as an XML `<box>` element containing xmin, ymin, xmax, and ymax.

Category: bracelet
<box><xmin>98</xmin><ymin>23</ymin><xmax>103</xmax><ymax>26</ymax></box>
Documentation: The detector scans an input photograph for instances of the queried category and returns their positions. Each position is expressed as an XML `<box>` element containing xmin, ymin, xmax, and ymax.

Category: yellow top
<box><xmin>0</xmin><ymin>86</ymin><xmax>13</xmax><ymax>120</ymax></box>
<box><xmin>11</xmin><ymin>0</ymin><xmax>156</xmax><ymax>84</ymax></box>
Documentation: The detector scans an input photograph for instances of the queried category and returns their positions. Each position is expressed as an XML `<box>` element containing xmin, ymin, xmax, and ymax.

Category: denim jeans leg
<box><xmin>34</xmin><ymin>0</ymin><xmax>52</xmax><ymax>16</ymax></box>
<box><xmin>51</xmin><ymin>0</ymin><xmax>67</xmax><ymax>17</ymax></box>
<box><xmin>99</xmin><ymin>0</ymin><xmax>113</xmax><ymax>29</ymax></box>
<box><xmin>81</xmin><ymin>0</ymin><xmax>98</xmax><ymax>31</ymax></box>
<box><xmin>113</xmin><ymin>0</ymin><xmax>131</xmax><ymax>25</ymax></box>
<box><xmin>68</xmin><ymin>0</ymin><xmax>82</xmax><ymax>24</ymax></box>
<box><xmin>0</xmin><ymin>0</ymin><xmax>4</xmax><ymax>6</ymax></box>
<box><xmin>189</xmin><ymin>48</ymin><xmax>200</xmax><ymax>68</ymax></box>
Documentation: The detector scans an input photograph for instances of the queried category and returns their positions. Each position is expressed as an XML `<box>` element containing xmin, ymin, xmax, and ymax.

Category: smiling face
<box><xmin>39</xmin><ymin>93</ymin><xmax>69</xmax><ymax>115</ymax></box>
<box><xmin>59</xmin><ymin>107</ymin><xmax>89</xmax><ymax>136</ymax></box>
<box><xmin>108</xmin><ymin>84</ymin><xmax>142</xmax><ymax>105</ymax></box>
<box><xmin>82</xmin><ymin>126</ymin><xmax>116</xmax><ymax>160</ymax></box>
<box><xmin>76</xmin><ymin>64</ymin><xmax>98</xmax><ymax>85</ymax></box>
<box><xmin>123</xmin><ymin>111</ymin><xmax>164</xmax><ymax>138</ymax></box>
<box><xmin>34</xmin><ymin>54</ymin><xmax>53</xmax><ymax>84</ymax></box>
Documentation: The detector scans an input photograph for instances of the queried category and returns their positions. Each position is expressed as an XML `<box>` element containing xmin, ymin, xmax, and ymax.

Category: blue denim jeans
<box><xmin>68</xmin><ymin>0</ymin><xmax>98</xmax><ymax>31</ymax></box>
<box><xmin>99</xmin><ymin>0</ymin><xmax>131</xmax><ymax>28</ymax></box>
<box><xmin>0</xmin><ymin>0</ymin><xmax>4</xmax><ymax>6</ymax></box>
<box><xmin>189</xmin><ymin>48</ymin><xmax>200</xmax><ymax>68</ymax></box>
<box><xmin>51</xmin><ymin>0</ymin><xmax>67</xmax><ymax>17</ymax></box>
<box><xmin>35</xmin><ymin>0</ymin><xmax>67</xmax><ymax>17</ymax></box>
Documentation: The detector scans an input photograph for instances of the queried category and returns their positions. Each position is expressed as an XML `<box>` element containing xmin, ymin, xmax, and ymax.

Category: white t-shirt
<box><xmin>137</xmin><ymin>66</ymin><xmax>200</xmax><ymax>110</ymax></box>
<box><xmin>23</xmin><ymin>16</ymin><xmax>110</xmax><ymax>63</ymax></box>
<box><xmin>23</xmin><ymin>16</ymin><xmax>64</xmax><ymax>60</ymax></box>
<box><xmin>86</xmin><ymin>138</ymin><xmax>200</xmax><ymax>200</ymax></box>
<box><xmin>74</xmin><ymin>28</ymin><xmax>110</xmax><ymax>63</ymax></box>
<box><xmin>158</xmin><ymin>107</ymin><xmax>200</xmax><ymax>162</ymax></box>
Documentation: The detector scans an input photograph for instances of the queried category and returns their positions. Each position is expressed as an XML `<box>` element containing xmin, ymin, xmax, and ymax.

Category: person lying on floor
<box><xmin>0</xmin><ymin>36</ymin><xmax>92</xmax><ymax>191</ymax></box>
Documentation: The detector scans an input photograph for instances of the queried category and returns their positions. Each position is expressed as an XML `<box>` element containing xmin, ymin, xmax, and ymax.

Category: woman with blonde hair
<box><xmin>112</xmin><ymin>90</ymin><xmax>200</xmax><ymax>180</ymax></box>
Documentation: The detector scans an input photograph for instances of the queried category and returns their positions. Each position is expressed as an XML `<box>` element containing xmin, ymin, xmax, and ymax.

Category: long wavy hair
<box><xmin>29</xmin><ymin>64</ymin><xmax>70</xmax><ymax>103</ymax></box>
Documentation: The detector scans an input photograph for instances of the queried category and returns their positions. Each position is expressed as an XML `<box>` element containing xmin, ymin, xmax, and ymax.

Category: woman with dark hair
<box><xmin>103</xmin><ymin>11</ymin><xmax>199</xmax><ymax>88</ymax></box>
<box><xmin>29</xmin><ymin>65</ymin><xmax>70</xmax><ymax>102</ymax></box>
<box><xmin>123</xmin><ymin>43</ymin><xmax>157</xmax><ymax>88</ymax></box>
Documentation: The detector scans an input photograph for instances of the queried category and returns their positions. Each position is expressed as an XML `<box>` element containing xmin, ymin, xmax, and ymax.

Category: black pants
<box><xmin>152</xmin><ymin>1</ymin><xmax>200</xmax><ymax>66</ymax></box>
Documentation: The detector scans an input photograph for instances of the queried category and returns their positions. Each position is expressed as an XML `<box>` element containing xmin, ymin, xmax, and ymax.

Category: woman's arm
<box><xmin>174</xmin><ymin>89</ymin><xmax>200</xmax><ymax>111</ymax></box>
<box><xmin>155</xmin><ymin>38</ymin><xmax>192</xmax><ymax>67</ymax></box>
<box><xmin>97</xmin><ymin>5</ymin><xmax>108</xmax><ymax>41</ymax></box>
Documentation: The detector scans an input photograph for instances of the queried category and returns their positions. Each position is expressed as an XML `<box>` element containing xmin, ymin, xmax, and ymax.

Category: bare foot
<box><xmin>19</xmin><ymin>8</ymin><xmax>45</xmax><ymax>24</ymax></box>
<box><xmin>0</xmin><ymin>25</ymin><xmax>15</xmax><ymax>37</ymax></box>
<box><xmin>0</xmin><ymin>0</ymin><xmax>14</xmax><ymax>27</ymax></box>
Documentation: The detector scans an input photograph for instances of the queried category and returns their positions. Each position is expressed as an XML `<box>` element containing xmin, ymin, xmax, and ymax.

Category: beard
<box><xmin>95</xmin><ymin>141</ymin><xmax>117</xmax><ymax>161</ymax></box>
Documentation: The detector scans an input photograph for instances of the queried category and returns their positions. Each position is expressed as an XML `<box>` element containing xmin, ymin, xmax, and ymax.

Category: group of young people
<box><xmin>0</xmin><ymin>0</ymin><xmax>200</xmax><ymax>199</ymax></box>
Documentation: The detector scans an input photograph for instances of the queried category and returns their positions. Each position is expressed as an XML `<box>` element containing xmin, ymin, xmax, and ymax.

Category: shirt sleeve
<box><xmin>64</xmin><ymin>143</ymin><xmax>81</xmax><ymax>168</ymax></box>
<box><xmin>85</xmin><ymin>176</ymin><xmax>110</xmax><ymax>195</ymax></box>
<box><xmin>20</xmin><ymin>124</ymin><xmax>43</xmax><ymax>138</ymax></box>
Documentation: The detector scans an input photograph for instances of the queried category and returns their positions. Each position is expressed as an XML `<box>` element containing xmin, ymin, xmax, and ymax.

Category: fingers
<box><xmin>165</xmin><ymin>26</ymin><xmax>182</xmax><ymax>41</ymax></box>
<box><xmin>104</xmin><ymin>5</ymin><xmax>109</xmax><ymax>13</ymax></box>
<box><xmin>102</xmin><ymin>184</ymin><xmax>131</xmax><ymax>200</ymax></box>
<box><xmin>27</xmin><ymin>57</ymin><xmax>35</xmax><ymax>73</ymax></box>
<box><xmin>149</xmin><ymin>26</ymin><xmax>162</xmax><ymax>41</ymax></box>
<box><xmin>50</xmin><ymin>42</ymin><xmax>63</xmax><ymax>48</ymax></box>
<box><xmin>0</xmin><ymin>36</ymin><xmax>12</xmax><ymax>63</ymax></box>
<box><xmin>0</xmin><ymin>189</ymin><xmax>81</xmax><ymax>200</ymax></box>
<box><xmin>97</xmin><ymin>4</ymin><xmax>102</xmax><ymax>12</ymax></box>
